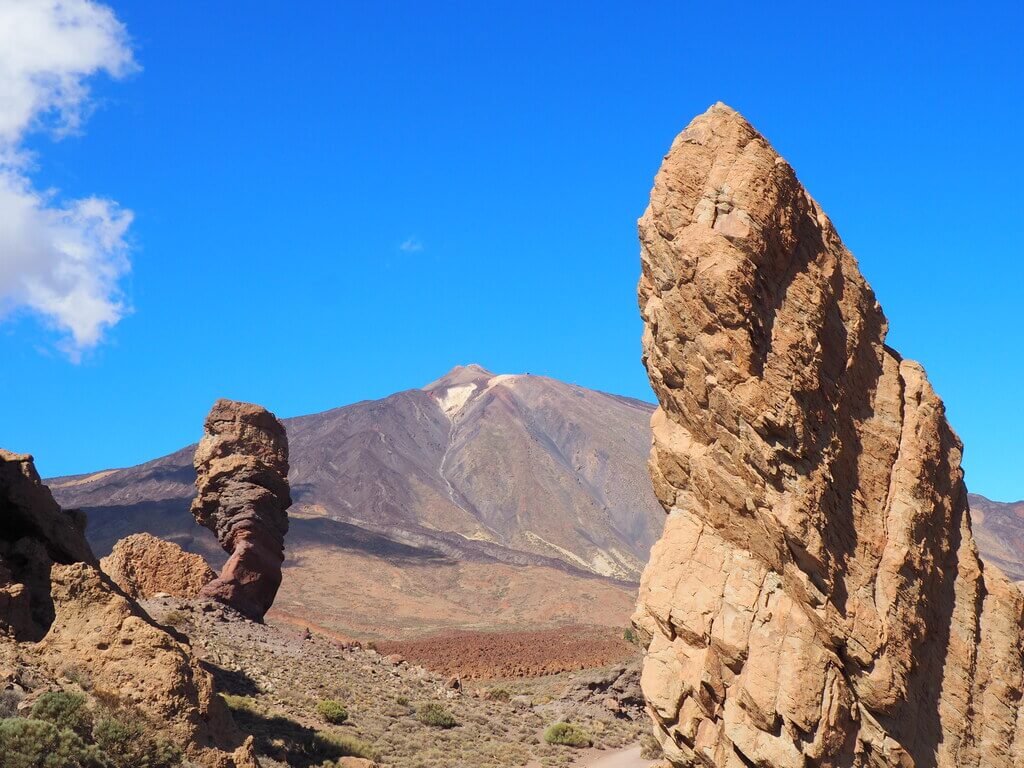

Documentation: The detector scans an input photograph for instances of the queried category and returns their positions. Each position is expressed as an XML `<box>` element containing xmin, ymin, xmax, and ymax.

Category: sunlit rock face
<box><xmin>633</xmin><ymin>103</ymin><xmax>1024</xmax><ymax>768</ymax></box>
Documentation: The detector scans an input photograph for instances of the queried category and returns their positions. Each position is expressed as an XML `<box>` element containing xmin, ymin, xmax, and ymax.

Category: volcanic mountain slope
<box><xmin>969</xmin><ymin>493</ymin><xmax>1024</xmax><ymax>583</ymax></box>
<box><xmin>49</xmin><ymin>366</ymin><xmax>664</xmax><ymax>637</ymax></box>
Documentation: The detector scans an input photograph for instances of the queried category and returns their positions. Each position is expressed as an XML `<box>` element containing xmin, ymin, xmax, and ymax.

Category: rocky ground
<box><xmin>376</xmin><ymin>625</ymin><xmax>636</xmax><ymax>679</ymax></box>
<box><xmin>143</xmin><ymin>596</ymin><xmax>653</xmax><ymax>768</ymax></box>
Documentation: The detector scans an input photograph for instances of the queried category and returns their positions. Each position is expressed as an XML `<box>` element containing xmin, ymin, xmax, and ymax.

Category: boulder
<box><xmin>191</xmin><ymin>399</ymin><xmax>291</xmax><ymax>621</ymax></box>
<box><xmin>101</xmin><ymin>532</ymin><xmax>216</xmax><ymax>600</ymax></box>
<box><xmin>633</xmin><ymin>103</ymin><xmax>1024</xmax><ymax>767</ymax></box>
<box><xmin>0</xmin><ymin>450</ymin><xmax>96</xmax><ymax>640</ymax></box>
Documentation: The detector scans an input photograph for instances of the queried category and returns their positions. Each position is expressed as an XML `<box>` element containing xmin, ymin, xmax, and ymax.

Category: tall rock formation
<box><xmin>191</xmin><ymin>399</ymin><xmax>291</xmax><ymax>621</ymax></box>
<box><xmin>633</xmin><ymin>103</ymin><xmax>1024</xmax><ymax>767</ymax></box>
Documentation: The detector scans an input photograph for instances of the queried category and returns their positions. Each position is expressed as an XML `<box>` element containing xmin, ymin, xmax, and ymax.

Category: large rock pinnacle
<box><xmin>633</xmin><ymin>103</ymin><xmax>1024</xmax><ymax>767</ymax></box>
<box><xmin>191</xmin><ymin>399</ymin><xmax>291</xmax><ymax>621</ymax></box>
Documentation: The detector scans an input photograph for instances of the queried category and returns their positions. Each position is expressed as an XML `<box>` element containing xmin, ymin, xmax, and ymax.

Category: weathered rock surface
<box><xmin>37</xmin><ymin>562</ymin><xmax>257</xmax><ymax>768</ymax></box>
<box><xmin>0</xmin><ymin>451</ymin><xmax>257</xmax><ymax>766</ymax></box>
<box><xmin>633</xmin><ymin>103</ymin><xmax>1024</xmax><ymax>767</ymax></box>
<box><xmin>0</xmin><ymin>450</ymin><xmax>96</xmax><ymax>640</ymax></box>
<box><xmin>191</xmin><ymin>399</ymin><xmax>291</xmax><ymax>621</ymax></box>
<box><xmin>101</xmin><ymin>532</ymin><xmax>216</xmax><ymax>600</ymax></box>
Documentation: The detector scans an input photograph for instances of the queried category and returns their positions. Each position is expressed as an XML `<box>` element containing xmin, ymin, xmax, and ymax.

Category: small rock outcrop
<box><xmin>37</xmin><ymin>562</ymin><xmax>257</xmax><ymax>768</ymax></box>
<box><xmin>0</xmin><ymin>450</ymin><xmax>96</xmax><ymax>640</ymax></box>
<box><xmin>633</xmin><ymin>103</ymin><xmax>1024</xmax><ymax>767</ymax></box>
<box><xmin>191</xmin><ymin>399</ymin><xmax>291</xmax><ymax>621</ymax></box>
<box><xmin>101</xmin><ymin>532</ymin><xmax>216</xmax><ymax>600</ymax></box>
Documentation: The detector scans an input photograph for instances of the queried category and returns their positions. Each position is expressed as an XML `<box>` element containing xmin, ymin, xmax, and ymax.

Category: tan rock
<box><xmin>101</xmin><ymin>532</ymin><xmax>216</xmax><ymax>599</ymax></box>
<box><xmin>0</xmin><ymin>450</ymin><xmax>96</xmax><ymax>640</ymax></box>
<box><xmin>0</xmin><ymin>450</ymin><xmax>257</xmax><ymax>767</ymax></box>
<box><xmin>633</xmin><ymin>103</ymin><xmax>1024</xmax><ymax>767</ymax></box>
<box><xmin>36</xmin><ymin>562</ymin><xmax>255</xmax><ymax>767</ymax></box>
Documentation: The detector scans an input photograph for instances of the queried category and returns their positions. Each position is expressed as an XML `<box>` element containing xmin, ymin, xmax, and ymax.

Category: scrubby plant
<box><xmin>92</xmin><ymin>715</ymin><xmax>182</xmax><ymax>768</ymax></box>
<box><xmin>417</xmin><ymin>702</ymin><xmax>457</xmax><ymax>729</ymax></box>
<box><xmin>317</xmin><ymin>731</ymin><xmax>376</xmax><ymax>759</ymax></box>
<box><xmin>543</xmin><ymin>722</ymin><xmax>591</xmax><ymax>747</ymax></box>
<box><xmin>315</xmin><ymin>699</ymin><xmax>348</xmax><ymax>724</ymax></box>
<box><xmin>486</xmin><ymin>687</ymin><xmax>511</xmax><ymax>702</ymax></box>
<box><xmin>0</xmin><ymin>689</ymin><xmax>23</xmax><ymax>718</ymax></box>
<box><xmin>0</xmin><ymin>716</ymin><xmax>106</xmax><ymax>768</ymax></box>
<box><xmin>640</xmin><ymin>730</ymin><xmax>663</xmax><ymax>759</ymax></box>
<box><xmin>220</xmin><ymin>694</ymin><xmax>261</xmax><ymax>714</ymax></box>
<box><xmin>31</xmin><ymin>691</ymin><xmax>93</xmax><ymax>738</ymax></box>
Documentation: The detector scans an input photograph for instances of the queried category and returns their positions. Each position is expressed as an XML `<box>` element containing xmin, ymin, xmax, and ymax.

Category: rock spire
<box><xmin>633</xmin><ymin>103</ymin><xmax>1024</xmax><ymax>767</ymax></box>
<box><xmin>191</xmin><ymin>398</ymin><xmax>291</xmax><ymax>620</ymax></box>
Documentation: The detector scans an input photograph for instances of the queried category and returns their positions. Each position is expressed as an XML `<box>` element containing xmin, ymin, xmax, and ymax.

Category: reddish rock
<box><xmin>191</xmin><ymin>399</ymin><xmax>291</xmax><ymax>621</ymax></box>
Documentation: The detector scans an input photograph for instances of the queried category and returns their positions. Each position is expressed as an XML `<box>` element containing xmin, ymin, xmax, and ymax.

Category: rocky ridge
<box><xmin>633</xmin><ymin>103</ymin><xmax>1024</xmax><ymax>767</ymax></box>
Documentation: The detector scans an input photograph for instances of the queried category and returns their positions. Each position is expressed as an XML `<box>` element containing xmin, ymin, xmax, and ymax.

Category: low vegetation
<box><xmin>149</xmin><ymin>599</ymin><xmax>646</xmax><ymax>768</ymax></box>
<box><xmin>315</xmin><ymin>699</ymin><xmax>349</xmax><ymax>725</ymax></box>
<box><xmin>543</xmin><ymin>722</ymin><xmax>592</xmax><ymax>748</ymax></box>
<box><xmin>417</xmin><ymin>702</ymin><xmax>458</xmax><ymax>729</ymax></box>
<box><xmin>0</xmin><ymin>690</ymin><xmax>183</xmax><ymax>768</ymax></box>
<box><xmin>221</xmin><ymin>692</ymin><xmax>373</xmax><ymax>766</ymax></box>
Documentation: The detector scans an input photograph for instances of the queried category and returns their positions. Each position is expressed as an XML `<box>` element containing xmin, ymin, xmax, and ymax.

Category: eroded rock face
<box><xmin>633</xmin><ymin>103</ymin><xmax>1024</xmax><ymax>767</ymax></box>
<box><xmin>101</xmin><ymin>532</ymin><xmax>216</xmax><ymax>600</ymax></box>
<box><xmin>191</xmin><ymin>399</ymin><xmax>291</xmax><ymax>621</ymax></box>
<box><xmin>0</xmin><ymin>451</ymin><xmax>257</xmax><ymax>766</ymax></box>
<box><xmin>38</xmin><ymin>562</ymin><xmax>257</xmax><ymax>768</ymax></box>
<box><xmin>0</xmin><ymin>450</ymin><xmax>96</xmax><ymax>640</ymax></box>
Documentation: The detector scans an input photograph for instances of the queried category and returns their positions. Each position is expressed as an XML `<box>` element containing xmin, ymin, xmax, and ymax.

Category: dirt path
<box><xmin>578</xmin><ymin>745</ymin><xmax>654</xmax><ymax>768</ymax></box>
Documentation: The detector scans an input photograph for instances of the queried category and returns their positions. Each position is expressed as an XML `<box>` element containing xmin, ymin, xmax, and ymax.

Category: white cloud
<box><xmin>0</xmin><ymin>0</ymin><xmax>136</xmax><ymax>359</ymax></box>
<box><xmin>399</xmin><ymin>236</ymin><xmax>424</xmax><ymax>253</ymax></box>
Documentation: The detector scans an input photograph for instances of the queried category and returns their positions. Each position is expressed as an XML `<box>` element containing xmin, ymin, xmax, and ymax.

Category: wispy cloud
<box><xmin>399</xmin><ymin>236</ymin><xmax>424</xmax><ymax>253</ymax></box>
<box><xmin>0</xmin><ymin>0</ymin><xmax>137</xmax><ymax>360</ymax></box>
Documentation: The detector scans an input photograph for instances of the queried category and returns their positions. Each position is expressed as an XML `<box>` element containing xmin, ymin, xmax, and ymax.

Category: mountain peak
<box><xmin>423</xmin><ymin>364</ymin><xmax>495</xmax><ymax>392</ymax></box>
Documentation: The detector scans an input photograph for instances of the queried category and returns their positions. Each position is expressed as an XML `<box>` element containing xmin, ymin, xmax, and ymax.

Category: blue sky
<box><xmin>1</xmin><ymin>1</ymin><xmax>1021</xmax><ymax>501</ymax></box>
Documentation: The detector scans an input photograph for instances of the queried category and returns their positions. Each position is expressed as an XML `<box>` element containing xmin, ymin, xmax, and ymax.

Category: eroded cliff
<box><xmin>633</xmin><ymin>103</ymin><xmax>1024</xmax><ymax>768</ymax></box>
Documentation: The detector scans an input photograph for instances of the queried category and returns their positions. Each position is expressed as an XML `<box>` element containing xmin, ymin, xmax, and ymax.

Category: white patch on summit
<box><xmin>436</xmin><ymin>383</ymin><xmax>478</xmax><ymax>417</ymax></box>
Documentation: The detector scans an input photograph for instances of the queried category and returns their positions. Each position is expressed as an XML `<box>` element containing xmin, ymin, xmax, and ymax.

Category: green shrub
<box><xmin>543</xmin><ymin>722</ymin><xmax>591</xmax><ymax>747</ymax></box>
<box><xmin>315</xmin><ymin>699</ymin><xmax>348</xmax><ymax>724</ymax></box>
<box><xmin>318</xmin><ymin>731</ymin><xmax>376</xmax><ymax>759</ymax></box>
<box><xmin>487</xmin><ymin>687</ymin><xmax>511</xmax><ymax>702</ymax></box>
<box><xmin>416</xmin><ymin>702</ymin><xmax>457</xmax><ymax>729</ymax></box>
<box><xmin>92</xmin><ymin>715</ymin><xmax>182</xmax><ymax>768</ymax></box>
<box><xmin>220</xmin><ymin>694</ymin><xmax>260</xmax><ymax>714</ymax></box>
<box><xmin>31</xmin><ymin>691</ymin><xmax>93</xmax><ymax>738</ymax></box>
<box><xmin>394</xmin><ymin>695</ymin><xmax>410</xmax><ymax>706</ymax></box>
<box><xmin>0</xmin><ymin>717</ymin><xmax>106</xmax><ymax>768</ymax></box>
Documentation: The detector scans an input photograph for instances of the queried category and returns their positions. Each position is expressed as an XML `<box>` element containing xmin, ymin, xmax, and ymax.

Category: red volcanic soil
<box><xmin>376</xmin><ymin>624</ymin><xmax>636</xmax><ymax>679</ymax></box>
